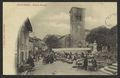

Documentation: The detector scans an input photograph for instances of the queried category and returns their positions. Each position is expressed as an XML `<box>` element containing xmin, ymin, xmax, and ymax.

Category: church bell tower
<box><xmin>70</xmin><ymin>7</ymin><xmax>85</xmax><ymax>47</ymax></box>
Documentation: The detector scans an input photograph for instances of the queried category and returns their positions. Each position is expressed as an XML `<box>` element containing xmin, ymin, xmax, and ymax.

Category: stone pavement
<box><xmin>26</xmin><ymin>60</ymin><xmax>109</xmax><ymax>75</ymax></box>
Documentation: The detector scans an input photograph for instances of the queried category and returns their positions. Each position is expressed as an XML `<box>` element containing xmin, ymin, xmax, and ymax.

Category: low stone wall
<box><xmin>53</xmin><ymin>48</ymin><xmax>91</xmax><ymax>54</ymax></box>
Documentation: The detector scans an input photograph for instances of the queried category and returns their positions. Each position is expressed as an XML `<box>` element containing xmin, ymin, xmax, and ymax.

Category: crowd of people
<box><xmin>25</xmin><ymin>48</ymin><xmax>56</xmax><ymax>70</ymax></box>
<box><xmin>55</xmin><ymin>51</ymin><xmax>98</xmax><ymax>71</ymax></box>
<box><xmin>25</xmin><ymin>48</ymin><xmax>98</xmax><ymax>72</ymax></box>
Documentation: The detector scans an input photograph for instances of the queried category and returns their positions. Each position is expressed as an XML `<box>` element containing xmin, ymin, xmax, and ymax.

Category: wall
<box><xmin>70</xmin><ymin>7</ymin><xmax>85</xmax><ymax>47</ymax></box>
<box><xmin>17</xmin><ymin>24</ymin><xmax>30</xmax><ymax>67</ymax></box>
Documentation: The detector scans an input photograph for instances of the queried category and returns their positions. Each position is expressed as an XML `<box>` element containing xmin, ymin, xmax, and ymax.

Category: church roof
<box><xmin>58</xmin><ymin>34</ymin><xmax>70</xmax><ymax>40</ymax></box>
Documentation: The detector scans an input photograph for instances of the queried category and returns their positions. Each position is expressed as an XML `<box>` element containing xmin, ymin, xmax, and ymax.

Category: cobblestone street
<box><xmin>27</xmin><ymin>60</ymin><xmax>108</xmax><ymax>75</ymax></box>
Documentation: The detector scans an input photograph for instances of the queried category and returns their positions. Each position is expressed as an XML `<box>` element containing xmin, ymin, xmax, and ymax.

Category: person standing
<box><xmin>81</xmin><ymin>52</ymin><xmax>84</xmax><ymax>58</ymax></box>
<box><xmin>49</xmin><ymin>51</ymin><xmax>54</xmax><ymax>64</ymax></box>
<box><xmin>26</xmin><ymin>55</ymin><xmax>35</xmax><ymax>68</ymax></box>
<box><xmin>69</xmin><ymin>52</ymin><xmax>72</xmax><ymax>60</ymax></box>
<box><xmin>91</xmin><ymin>57</ymin><xmax>97</xmax><ymax>71</ymax></box>
<box><xmin>83</xmin><ymin>56</ymin><xmax>88</xmax><ymax>70</ymax></box>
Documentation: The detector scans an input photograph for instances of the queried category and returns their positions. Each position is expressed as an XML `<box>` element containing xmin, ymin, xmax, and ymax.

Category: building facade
<box><xmin>58</xmin><ymin>34</ymin><xmax>71</xmax><ymax>48</ymax></box>
<box><xmin>29</xmin><ymin>37</ymin><xmax>34</xmax><ymax>55</ymax></box>
<box><xmin>70</xmin><ymin>7</ymin><xmax>86</xmax><ymax>47</ymax></box>
<box><xmin>17</xmin><ymin>18</ymin><xmax>33</xmax><ymax>68</ymax></box>
<box><xmin>58</xmin><ymin>7</ymin><xmax>86</xmax><ymax>48</ymax></box>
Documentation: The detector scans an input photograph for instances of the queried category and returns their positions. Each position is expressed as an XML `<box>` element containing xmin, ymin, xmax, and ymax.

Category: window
<box><xmin>76</xmin><ymin>15</ymin><xmax>81</xmax><ymax>21</ymax></box>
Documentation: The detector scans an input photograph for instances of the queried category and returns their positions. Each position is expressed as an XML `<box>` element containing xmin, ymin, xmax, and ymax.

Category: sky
<box><xmin>29</xmin><ymin>2</ymin><xmax>117</xmax><ymax>39</ymax></box>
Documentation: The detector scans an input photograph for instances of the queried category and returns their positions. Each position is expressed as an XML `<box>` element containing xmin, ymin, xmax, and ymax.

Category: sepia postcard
<box><xmin>3</xmin><ymin>2</ymin><xmax>117</xmax><ymax>75</ymax></box>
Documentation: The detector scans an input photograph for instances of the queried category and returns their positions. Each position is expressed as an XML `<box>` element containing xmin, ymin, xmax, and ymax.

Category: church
<box><xmin>58</xmin><ymin>7</ymin><xmax>89</xmax><ymax>48</ymax></box>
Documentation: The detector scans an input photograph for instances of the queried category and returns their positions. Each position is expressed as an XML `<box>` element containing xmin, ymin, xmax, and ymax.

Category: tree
<box><xmin>86</xmin><ymin>26</ymin><xmax>110</xmax><ymax>51</ymax></box>
<box><xmin>108</xmin><ymin>26</ymin><xmax>117</xmax><ymax>52</ymax></box>
<box><xmin>44</xmin><ymin>35</ymin><xmax>60</xmax><ymax>48</ymax></box>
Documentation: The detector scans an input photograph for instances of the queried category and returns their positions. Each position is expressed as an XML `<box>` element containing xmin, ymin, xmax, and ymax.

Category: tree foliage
<box><xmin>108</xmin><ymin>26</ymin><xmax>117</xmax><ymax>51</ymax></box>
<box><xmin>44</xmin><ymin>35</ymin><xmax>60</xmax><ymax>48</ymax></box>
<box><xmin>86</xmin><ymin>25</ymin><xmax>117</xmax><ymax>51</ymax></box>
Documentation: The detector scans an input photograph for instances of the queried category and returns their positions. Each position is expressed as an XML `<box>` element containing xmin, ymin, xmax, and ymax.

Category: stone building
<box><xmin>58</xmin><ymin>7</ymin><xmax>86</xmax><ymax>48</ymax></box>
<box><xmin>58</xmin><ymin>34</ymin><xmax>71</xmax><ymax>48</ymax></box>
<box><xmin>28</xmin><ymin>37</ymin><xmax>34</xmax><ymax>55</ymax></box>
<box><xmin>70</xmin><ymin>7</ymin><xmax>86</xmax><ymax>47</ymax></box>
<box><xmin>17</xmin><ymin>18</ymin><xmax>33</xmax><ymax>68</ymax></box>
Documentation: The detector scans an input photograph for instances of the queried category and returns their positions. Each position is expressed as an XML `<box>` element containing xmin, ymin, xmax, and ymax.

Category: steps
<box><xmin>108</xmin><ymin>66</ymin><xmax>117</xmax><ymax>70</ymax></box>
<box><xmin>100</xmin><ymin>63</ymin><xmax>117</xmax><ymax>75</ymax></box>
